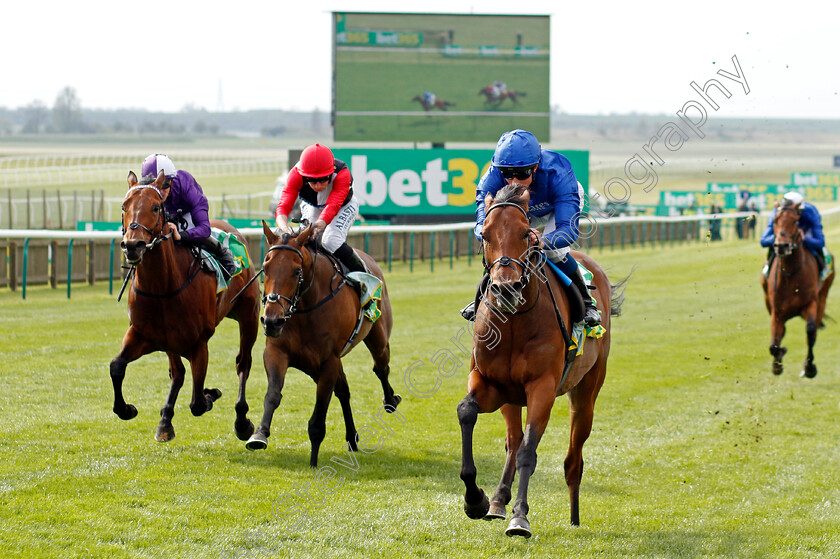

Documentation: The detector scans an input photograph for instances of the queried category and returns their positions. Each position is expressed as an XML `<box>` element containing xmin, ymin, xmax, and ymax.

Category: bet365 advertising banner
<box><xmin>331</xmin><ymin>149</ymin><xmax>589</xmax><ymax>215</ymax></box>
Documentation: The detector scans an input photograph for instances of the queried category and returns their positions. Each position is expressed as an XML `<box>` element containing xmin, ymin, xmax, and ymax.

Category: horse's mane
<box><xmin>492</xmin><ymin>184</ymin><xmax>528</xmax><ymax>206</ymax></box>
<box><xmin>780</xmin><ymin>198</ymin><xmax>800</xmax><ymax>210</ymax></box>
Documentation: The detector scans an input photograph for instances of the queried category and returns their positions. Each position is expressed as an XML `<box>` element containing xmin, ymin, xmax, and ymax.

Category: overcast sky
<box><xmin>4</xmin><ymin>0</ymin><xmax>836</xmax><ymax>119</ymax></box>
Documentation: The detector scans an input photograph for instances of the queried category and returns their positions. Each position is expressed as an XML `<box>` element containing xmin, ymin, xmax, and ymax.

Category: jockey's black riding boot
<box><xmin>460</xmin><ymin>273</ymin><xmax>490</xmax><ymax>321</ymax></box>
<box><xmin>570</xmin><ymin>267</ymin><xmax>601</xmax><ymax>327</ymax></box>
<box><xmin>202</xmin><ymin>236</ymin><xmax>237</xmax><ymax>280</ymax></box>
<box><xmin>334</xmin><ymin>242</ymin><xmax>367</xmax><ymax>274</ymax></box>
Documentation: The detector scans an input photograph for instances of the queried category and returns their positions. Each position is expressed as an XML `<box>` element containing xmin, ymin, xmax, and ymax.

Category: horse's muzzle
<box><xmin>120</xmin><ymin>239</ymin><xmax>146</xmax><ymax>264</ymax></box>
<box><xmin>774</xmin><ymin>243</ymin><xmax>796</xmax><ymax>257</ymax></box>
<box><xmin>261</xmin><ymin>315</ymin><xmax>286</xmax><ymax>338</ymax></box>
<box><xmin>488</xmin><ymin>280</ymin><xmax>525</xmax><ymax>313</ymax></box>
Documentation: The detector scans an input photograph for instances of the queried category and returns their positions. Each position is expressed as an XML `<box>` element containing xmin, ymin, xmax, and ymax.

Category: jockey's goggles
<box><xmin>498</xmin><ymin>166</ymin><xmax>535</xmax><ymax>180</ymax></box>
<box><xmin>305</xmin><ymin>175</ymin><xmax>331</xmax><ymax>184</ymax></box>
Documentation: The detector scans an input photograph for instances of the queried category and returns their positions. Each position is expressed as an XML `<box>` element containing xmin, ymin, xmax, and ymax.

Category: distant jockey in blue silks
<box><xmin>760</xmin><ymin>191</ymin><xmax>827</xmax><ymax>277</ymax></box>
<box><xmin>461</xmin><ymin>129</ymin><xmax>601</xmax><ymax>327</ymax></box>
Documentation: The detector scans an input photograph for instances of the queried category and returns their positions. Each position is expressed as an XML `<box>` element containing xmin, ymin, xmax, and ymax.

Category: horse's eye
<box><xmin>121</xmin><ymin>206</ymin><xmax>125</xmax><ymax>212</ymax></box>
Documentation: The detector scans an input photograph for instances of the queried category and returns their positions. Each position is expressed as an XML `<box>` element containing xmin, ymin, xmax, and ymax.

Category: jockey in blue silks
<box><xmin>462</xmin><ymin>129</ymin><xmax>601</xmax><ymax>327</ymax></box>
<box><xmin>760</xmin><ymin>191</ymin><xmax>827</xmax><ymax>275</ymax></box>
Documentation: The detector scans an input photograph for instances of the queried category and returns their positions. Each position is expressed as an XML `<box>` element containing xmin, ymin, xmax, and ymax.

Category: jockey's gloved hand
<box><xmin>311</xmin><ymin>219</ymin><xmax>327</xmax><ymax>244</ymax></box>
<box><xmin>164</xmin><ymin>222</ymin><xmax>182</xmax><ymax>241</ymax></box>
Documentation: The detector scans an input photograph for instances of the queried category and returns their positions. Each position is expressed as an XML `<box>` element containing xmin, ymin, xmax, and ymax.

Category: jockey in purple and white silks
<box><xmin>139</xmin><ymin>153</ymin><xmax>238</xmax><ymax>278</ymax></box>
<box><xmin>464</xmin><ymin>129</ymin><xmax>601</xmax><ymax>327</ymax></box>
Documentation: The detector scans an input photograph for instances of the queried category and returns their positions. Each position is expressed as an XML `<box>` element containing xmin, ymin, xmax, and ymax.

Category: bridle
<box><xmin>261</xmin><ymin>244</ymin><xmax>317</xmax><ymax>321</ymax></box>
<box><xmin>122</xmin><ymin>185</ymin><xmax>172</xmax><ymax>251</ymax></box>
<box><xmin>482</xmin><ymin>201</ymin><xmax>540</xmax><ymax>290</ymax></box>
<box><xmin>773</xmin><ymin>207</ymin><xmax>802</xmax><ymax>257</ymax></box>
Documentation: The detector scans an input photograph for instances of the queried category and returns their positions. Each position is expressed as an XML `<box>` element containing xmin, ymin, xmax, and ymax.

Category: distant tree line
<box><xmin>0</xmin><ymin>86</ymin><xmax>322</xmax><ymax>137</ymax></box>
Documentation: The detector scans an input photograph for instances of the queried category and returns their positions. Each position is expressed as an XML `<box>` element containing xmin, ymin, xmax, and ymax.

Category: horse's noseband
<box><xmin>486</xmin><ymin>254</ymin><xmax>533</xmax><ymax>288</ymax></box>
<box><xmin>262</xmin><ymin>244</ymin><xmax>310</xmax><ymax>320</ymax></box>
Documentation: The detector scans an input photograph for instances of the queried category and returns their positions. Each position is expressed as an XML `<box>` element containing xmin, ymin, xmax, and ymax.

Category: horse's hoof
<box><xmin>505</xmin><ymin>516</ymin><xmax>532</xmax><ymax>538</ymax></box>
<box><xmin>245</xmin><ymin>434</ymin><xmax>268</xmax><ymax>451</ymax></box>
<box><xmin>800</xmin><ymin>364</ymin><xmax>818</xmax><ymax>379</ymax></box>
<box><xmin>347</xmin><ymin>435</ymin><xmax>359</xmax><ymax>452</ymax></box>
<box><xmin>204</xmin><ymin>388</ymin><xmax>223</xmax><ymax>401</ymax></box>
<box><xmin>235</xmin><ymin>419</ymin><xmax>255</xmax><ymax>441</ymax></box>
<box><xmin>155</xmin><ymin>425</ymin><xmax>175</xmax><ymax>442</ymax></box>
<box><xmin>114</xmin><ymin>404</ymin><xmax>138</xmax><ymax>420</ymax></box>
<box><xmin>772</xmin><ymin>362</ymin><xmax>784</xmax><ymax>376</ymax></box>
<box><xmin>484</xmin><ymin>501</ymin><xmax>506</xmax><ymax>520</ymax></box>
<box><xmin>464</xmin><ymin>489</ymin><xmax>490</xmax><ymax>519</ymax></box>
<box><xmin>384</xmin><ymin>394</ymin><xmax>402</xmax><ymax>410</ymax></box>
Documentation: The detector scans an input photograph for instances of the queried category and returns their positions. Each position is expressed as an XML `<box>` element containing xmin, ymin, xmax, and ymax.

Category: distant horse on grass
<box><xmin>761</xmin><ymin>200</ymin><xmax>833</xmax><ymax>377</ymax></box>
<box><xmin>458</xmin><ymin>184</ymin><xmax>626</xmax><ymax>537</ymax></box>
<box><xmin>478</xmin><ymin>86</ymin><xmax>526</xmax><ymax>108</ymax></box>
<box><xmin>110</xmin><ymin>171</ymin><xmax>261</xmax><ymax>442</ymax></box>
<box><xmin>247</xmin><ymin>222</ymin><xmax>401</xmax><ymax>467</ymax></box>
<box><xmin>412</xmin><ymin>95</ymin><xmax>455</xmax><ymax>111</ymax></box>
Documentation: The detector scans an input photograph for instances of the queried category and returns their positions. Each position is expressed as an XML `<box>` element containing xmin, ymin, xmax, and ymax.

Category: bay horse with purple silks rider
<box><xmin>458</xmin><ymin>184</ymin><xmax>627</xmax><ymax>537</ymax></box>
<box><xmin>761</xmin><ymin>200</ymin><xmax>833</xmax><ymax>378</ymax></box>
<box><xmin>246</xmin><ymin>222</ymin><xmax>401</xmax><ymax>467</ymax></box>
<box><xmin>110</xmin><ymin>171</ymin><xmax>261</xmax><ymax>442</ymax></box>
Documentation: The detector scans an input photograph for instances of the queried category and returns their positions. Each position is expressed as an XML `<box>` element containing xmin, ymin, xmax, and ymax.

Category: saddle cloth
<box><xmin>202</xmin><ymin>228</ymin><xmax>251</xmax><ymax>293</ymax></box>
<box><xmin>346</xmin><ymin>271</ymin><xmax>383</xmax><ymax>323</ymax></box>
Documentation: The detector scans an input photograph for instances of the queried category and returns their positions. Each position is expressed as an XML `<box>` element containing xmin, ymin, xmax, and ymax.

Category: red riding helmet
<box><xmin>298</xmin><ymin>144</ymin><xmax>335</xmax><ymax>178</ymax></box>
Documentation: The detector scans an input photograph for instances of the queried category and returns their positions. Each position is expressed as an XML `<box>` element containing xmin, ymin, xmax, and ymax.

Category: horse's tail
<box><xmin>445</xmin><ymin>101</ymin><xmax>455</xmax><ymax>107</ymax></box>
<box><xmin>608</xmin><ymin>268</ymin><xmax>634</xmax><ymax>317</ymax></box>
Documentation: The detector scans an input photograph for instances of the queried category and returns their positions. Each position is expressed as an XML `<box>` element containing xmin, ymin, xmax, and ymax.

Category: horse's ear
<box><xmin>153</xmin><ymin>170</ymin><xmax>166</xmax><ymax>188</ymax></box>
<box><xmin>262</xmin><ymin>220</ymin><xmax>278</xmax><ymax>245</ymax></box>
<box><xmin>296</xmin><ymin>222</ymin><xmax>313</xmax><ymax>246</ymax></box>
<box><xmin>127</xmin><ymin>171</ymin><xmax>138</xmax><ymax>187</ymax></box>
<box><xmin>775</xmin><ymin>201</ymin><xmax>781</xmax><ymax>209</ymax></box>
<box><xmin>484</xmin><ymin>192</ymin><xmax>494</xmax><ymax>209</ymax></box>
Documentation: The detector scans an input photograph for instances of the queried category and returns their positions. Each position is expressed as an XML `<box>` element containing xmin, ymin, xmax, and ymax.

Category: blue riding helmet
<box><xmin>491</xmin><ymin>129</ymin><xmax>541</xmax><ymax>168</ymax></box>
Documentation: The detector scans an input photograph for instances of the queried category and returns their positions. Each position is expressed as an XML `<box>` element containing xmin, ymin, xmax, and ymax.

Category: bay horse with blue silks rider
<box><xmin>110</xmin><ymin>171</ymin><xmax>261</xmax><ymax>442</ymax></box>
<box><xmin>760</xmin><ymin>194</ymin><xmax>833</xmax><ymax>377</ymax></box>
<box><xmin>246</xmin><ymin>222</ymin><xmax>401</xmax><ymax>467</ymax></box>
<box><xmin>458</xmin><ymin>184</ymin><xmax>627</xmax><ymax>537</ymax></box>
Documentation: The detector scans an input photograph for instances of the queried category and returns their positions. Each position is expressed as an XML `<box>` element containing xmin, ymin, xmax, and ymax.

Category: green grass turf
<box><xmin>0</xmin><ymin>221</ymin><xmax>839</xmax><ymax>557</ymax></box>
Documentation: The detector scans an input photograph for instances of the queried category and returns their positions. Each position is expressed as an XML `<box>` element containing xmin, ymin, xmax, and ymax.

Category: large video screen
<box><xmin>332</xmin><ymin>12</ymin><xmax>550</xmax><ymax>144</ymax></box>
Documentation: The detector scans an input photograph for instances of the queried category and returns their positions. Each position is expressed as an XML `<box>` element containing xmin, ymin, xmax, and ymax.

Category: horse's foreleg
<box><xmin>507</xmin><ymin>379</ymin><xmax>555</xmax><ymax>538</ymax></box>
<box><xmin>487</xmin><ymin>404</ymin><xmax>523</xmax><ymax>520</ymax></box>
<box><xmin>308</xmin><ymin>364</ymin><xmax>339</xmax><ymax>468</ymax></box>
<box><xmin>109</xmin><ymin>328</ymin><xmax>153</xmax><ymax>420</ymax></box>
<box><xmin>188</xmin><ymin>342</ymin><xmax>219</xmax><ymax>416</ymax></box>
<box><xmin>153</xmin><ymin>354</ymin><xmax>186</xmax><ymax>442</ymax></box>
<box><xmin>457</xmin><ymin>393</ymin><xmax>489</xmax><ymax>520</ymax></box>
<box><xmin>565</xmin><ymin>367</ymin><xmax>605</xmax><ymax>527</ymax></box>
<box><xmin>457</xmin><ymin>373</ymin><xmax>504</xmax><ymax>520</ymax></box>
<box><xmin>234</xmin><ymin>314</ymin><xmax>259</xmax><ymax>441</ymax></box>
<box><xmin>769</xmin><ymin>315</ymin><xmax>787</xmax><ymax>376</ymax></box>
<box><xmin>246</xmin><ymin>346</ymin><xmax>288</xmax><ymax>451</ymax></box>
<box><xmin>333</xmin><ymin>366</ymin><xmax>358</xmax><ymax>452</ymax></box>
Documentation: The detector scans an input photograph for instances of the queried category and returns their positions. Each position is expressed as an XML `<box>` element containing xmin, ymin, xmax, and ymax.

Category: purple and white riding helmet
<box><xmin>140</xmin><ymin>153</ymin><xmax>177</xmax><ymax>184</ymax></box>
